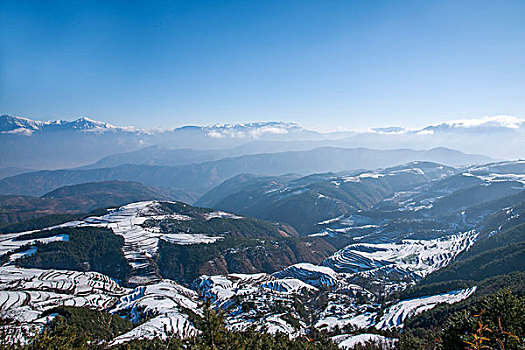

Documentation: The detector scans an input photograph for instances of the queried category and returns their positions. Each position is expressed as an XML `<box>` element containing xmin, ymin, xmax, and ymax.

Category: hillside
<box><xmin>198</xmin><ymin>160</ymin><xmax>525</xmax><ymax>235</ymax></box>
<box><xmin>198</xmin><ymin>162</ymin><xmax>457</xmax><ymax>233</ymax></box>
<box><xmin>415</xmin><ymin>191</ymin><xmax>525</xmax><ymax>287</ymax></box>
<box><xmin>2</xmin><ymin>200</ymin><xmax>331</xmax><ymax>285</ymax></box>
<box><xmin>0</xmin><ymin>167</ymin><xmax>34</xmax><ymax>180</ymax></box>
<box><xmin>0</xmin><ymin>181</ymin><xmax>194</xmax><ymax>226</ymax></box>
<box><xmin>83</xmin><ymin>146</ymin><xmax>235</xmax><ymax>169</ymax></box>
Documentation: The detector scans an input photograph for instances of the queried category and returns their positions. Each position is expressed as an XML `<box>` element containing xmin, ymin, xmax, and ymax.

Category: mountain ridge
<box><xmin>0</xmin><ymin>147</ymin><xmax>493</xmax><ymax>197</ymax></box>
<box><xmin>3</xmin><ymin>114</ymin><xmax>524</xmax><ymax>137</ymax></box>
<box><xmin>0</xmin><ymin>180</ymin><xmax>194</xmax><ymax>226</ymax></box>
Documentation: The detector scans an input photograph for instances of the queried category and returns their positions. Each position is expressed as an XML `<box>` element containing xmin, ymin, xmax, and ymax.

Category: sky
<box><xmin>1</xmin><ymin>0</ymin><xmax>524</xmax><ymax>131</ymax></box>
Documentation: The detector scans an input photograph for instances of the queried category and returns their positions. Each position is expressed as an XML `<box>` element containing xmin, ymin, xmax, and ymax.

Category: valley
<box><xmin>3</xmin><ymin>1</ymin><xmax>525</xmax><ymax>346</ymax></box>
<box><xmin>0</xmin><ymin>158</ymin><xmax>523</xmax><ymax>348</ymax></box>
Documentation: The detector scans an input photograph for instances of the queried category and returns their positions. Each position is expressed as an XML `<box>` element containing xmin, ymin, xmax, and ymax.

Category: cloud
<box><xmin>205</xmin><ymin>123</ymin><xmax>293</xmax><ymax>138</ymax></box>
<box><xmin>368</xmin><ymin>127</ymin><xmax>407</xmax><ymax>135</ymax></box>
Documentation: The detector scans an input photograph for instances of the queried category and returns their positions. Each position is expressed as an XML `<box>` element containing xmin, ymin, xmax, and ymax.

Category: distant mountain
<box><xmin>370</xmin><ymin>126</ymin><xmax>407</xmax><ymax>134</ymax></box>
<box><xmin>0</xmin><ymin>115</ymin><xmax>44</xmax><ymax>134</ymax></box>
<box><xmin>197</xmin><ymin>162</ymin><xmax>457</xmax><ymax>233</ymax></box>
<box><xmin>0</xmin><ymin>147</ymin><xmax>492</xmax><ymax>197</ymax></box>
<box><xmin>0</xmin><ymin>180</ymin><xmax>194</xmax><ymax>226</ymax></box>
<box><xmin>0</xmin><ymin>115</ymin><xmax>147</xmax><ymax>168</ymax></box>
<box><xmin>83</xmin><ymin>146</ymin><xmax>233</xmax><ymax>169</ymax></box>
<box><xmin>0</xmin><ymin>115</ymin><xmax>129</xmax><ymax>135</ymax></box>
<box><xmin>0</xmin><ymin>167</ymin><xmax>35</xmax><ymax>180</ymax></box>
<box><xmin>419</xmin><ymin>115</ymin><xmax>524</xmax><ymax>134</ymax></box>
<box><xmin>84</xmin><ymin>144</ymin><xmax>492</xmax><ymax>170</ymax></box>
<box><xmin>198</xmin><ymin>121</ymin><xmax>314</xmax><ymax>139</ymax></box>
<box><xmin>0</xmin><ymin>115</ymin><xmax>314</xmax><ymax>138</ymax></box>
<box><xmin>3</xmin><ymin>114</ymin><xmax>523</xmax><ymax>169</ymax></box>
<box><xmin>198</xmin><ymin>160</ymin><xmax>525</xmax><ymax>234</ymax></box>
<box><xmin>0</xmin><ymin>115</ymin><xmax>322</xmax><ymax>168</ymax></box>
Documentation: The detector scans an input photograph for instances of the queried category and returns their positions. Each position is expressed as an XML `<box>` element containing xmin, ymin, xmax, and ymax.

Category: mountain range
<box><xmin>0</xmin><ymin>158</ymin><xmax>523</xmax><ymax>347</ymax></box>
<box><xmin>0</xmin><ymin>147</ymin><xmax>492</xmax><ymax>197</ymax></box>
<box><xmin>197</xmin><ymin>160</ymin><xmax>525</xmax><ymax>234</ymax></box>
<box><xmin>1</xmin><ymin>114</ymin><xmax>524</xmax><ymax>169</ymax></box>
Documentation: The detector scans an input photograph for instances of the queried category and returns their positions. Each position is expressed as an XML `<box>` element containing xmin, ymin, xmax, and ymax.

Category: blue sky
<box><xmin>1</xmin><ymin>0</ymin><xmax>524</xmax><ymax>131</ymax></box>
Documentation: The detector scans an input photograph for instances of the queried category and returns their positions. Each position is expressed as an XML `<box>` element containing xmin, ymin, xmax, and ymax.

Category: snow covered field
<box><xmin>45</xmin><ymin>201</ymin><xmax>232</xmax><ymax>283</ymax></box>
<box><xmin>110</xmin><ymin>281</ymin><xmax>200</xmax><ymax>344</ymax></box>
<box><xmin>0</xmin><ymin>232</ymin><xmax>69</xmax><ymax>257</ymax></box>
<box><xmin>0</xmin><ymin>197</ymin><xmax>488</xmax><ymax>345</ymax></box>
<box><xmin>375</xmin><ymin>287</ymin><xmax>477</xmax><ymax>329</ymax></box>
<box><xmin>332</xmin><ymin>333</ymin><xmax>396</xmax><ymax>349</ymax></box>
<box><xmin>0</xmin><ymin>266</ymin><xmax>128</xmax><ymax>343</ymax></box>
<box><xmin>323</xmin><ymin>230</ymin><xmax>478</xmax><ymax>277</ymax></box>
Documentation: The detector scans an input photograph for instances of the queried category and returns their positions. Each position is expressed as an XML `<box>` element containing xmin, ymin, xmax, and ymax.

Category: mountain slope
<box><xmin>198</xmin><ymin>160</ymin><xmax>525</xmax><ymax>235</ymax></box>
<box><xmin>418</xmin><ymin>195</ymin><xmax>525</xmax><ymax>286</ymax></box>
<box><xmin>0</xmin><ymin>181</ymin><xmax>193</xmax><ymax>226</ymax></box>
<box><xmin>1</xmin><ymin>180</ymin><xmax>524</xmax><ymax>345</ymax></box>
<box><xmin>197</xmin><ymin>162</ymin><xmax>456</xmax><ymax>233</ymax></box>
<box><xmin>1</xmin><ymin>200</ymin><xmax>331</xmax><ymax>285</ymax></box>
<box><xmin>0</xmin><ymin>167</ymin><xmax>35</xmax><ymax>180</ymax></box>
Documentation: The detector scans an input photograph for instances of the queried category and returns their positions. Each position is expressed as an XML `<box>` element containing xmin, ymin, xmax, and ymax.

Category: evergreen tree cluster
<box><xmin>398</xmin><ymin>289</ymin><xmax>525</xmax><ymax>350</ymax></box>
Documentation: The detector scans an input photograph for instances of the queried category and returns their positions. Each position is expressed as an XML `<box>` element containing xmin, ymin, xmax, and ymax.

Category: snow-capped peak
<box><xmin>420</xmin><ymin>115</ymin><xmax>524</xmax><ymax>134</ymax></box>
<box><xmin>0</xmin><ymin>114</ymin><xmax>126</xmax><ymax>135</ymax></box>
<box><xmin>0</xmin><ymin>115</ymin><xmax>45</xmax><ymax>134</ymax></box>
<box><xmin>58</xmin><ymin>116</ymin><xmax>116</xmax><ymax>131</ymax></box>
<box><xmin>203</xmin><ymin>121</ymin><xmax>302</xmax><ymax>139</ymax></box>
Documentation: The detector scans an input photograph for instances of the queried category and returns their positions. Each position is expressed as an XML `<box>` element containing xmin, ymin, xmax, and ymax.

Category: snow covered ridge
<box><xmin>332</xmin><ymin>161</ymin><xmax>455</xmax><ymax>184</ymax></box>
<box><xmin>0</xmin><ymin>197</ymin><xmax>486</xmax><ymax>344</ymax></box>
<box><xmin>375</xmin><ymin>287</ymin><xmax>477</xmax><ymax>329</ymax></box>
<box><xmin>420</xmin><ymin>115</ymin><xmax>525</xmax><ymax>134</ymax></box>
<box><xmin>366</xmin><ymin>115</ymin><xmax>525</xmax><ymax>135</ymax></box>
<box><xmin>109</xmin><ymin>281</ymin><xmax>200</xmax><ymax>345</ymax></box>
<box><xmin>322</xmin><ymin>230</ymin><xmax>478</xmax><ymax>277</ymax></box>
<box><xmin>0</xmin><ymin>115</ymin><xmax>304</xmax><ymax>137</ymax></box>
<box><xmin>0</xmin><ymin>266</ymin><xmax>128</xmax><ymax>343</ymax></box>
<box><xmin>204</xmin><ymin>121</ymin><xmax>302</xmax><ymax>138</ymax></box>
<box><xmin>0</xmin><ymin>115</ymin><xmax>140</xmax><ymax>135</ymax></box>
<box><xmin>332</xmin><ymin>334</ymin><xmax>396</xmax><ymax>349</ymax></box>
<box><xmin>4</xmin><ymin>113</ymin><xmax>523</xmax><ymax>139</ymax></box>
<box><xmin>45</xmin><ymin>201</ymin><xmax>242</xmax><ymax>284</ymax></box>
